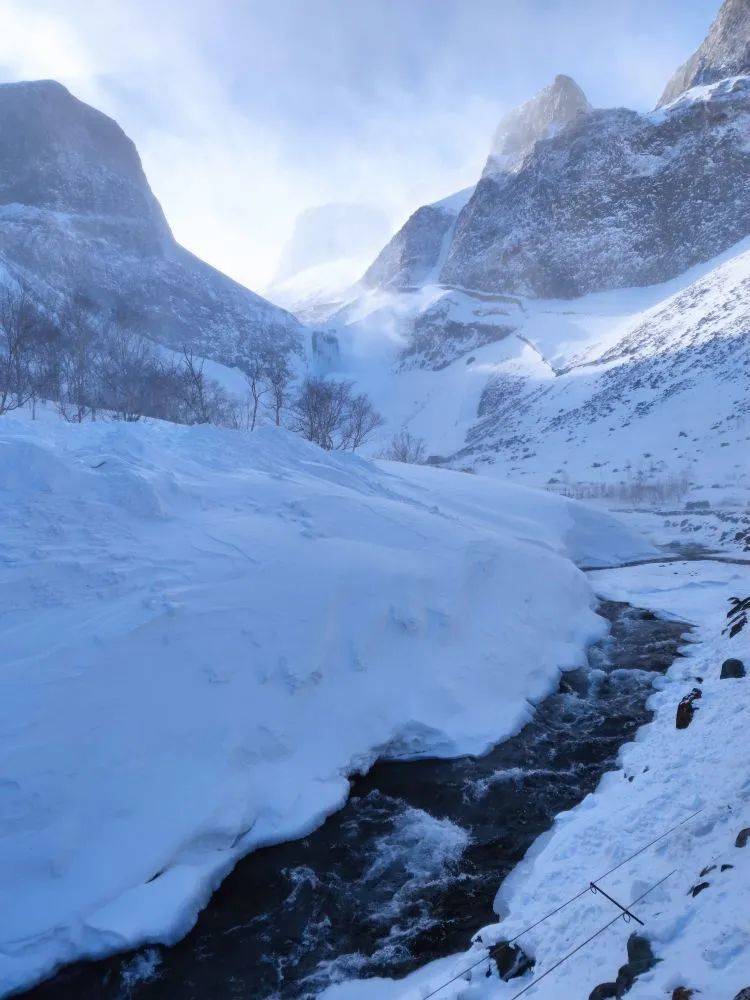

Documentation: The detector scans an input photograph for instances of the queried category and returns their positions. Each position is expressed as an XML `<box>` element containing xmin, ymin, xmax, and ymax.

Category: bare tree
<box><xmin>342</xmin><ymin>390</ymin><xmax>384</xmax><ymax>450</ymax></box>
<box><xmin>244</xmin><ymin>351</ymin><xmax>270</xmax><ymax>430</ymax></box>
<box><xmin>264</xmin><ymin>353</ymin><xmax>293</xmax><ymax>427</ymax></box>
<box><xmin>55</xmin><ymin>303</ymin><xmax>101</xmax><ymax>422</ymax></box>
<box><xmin>0</xmin><ymin>290</ymin><xmax>39</xmax><ymax>415</ymax></box>
<box><xmin>180</xmin><ymin>347</ymin><xmax>212</xmax><ymax>424</ymax></box>
<box><xmin>380</xmin><ymin>429</ymin><xmax>426</xmax><ymax>464</ymax></box>
<box><xmin>290</xmin><ymin>376</ymin><xmax>382</xmax><ymax>451</ymax></box>
<box><xmin>95</xmin><ymin>330</ymin><xmax>163</xmax><ymax>421</ymax></box>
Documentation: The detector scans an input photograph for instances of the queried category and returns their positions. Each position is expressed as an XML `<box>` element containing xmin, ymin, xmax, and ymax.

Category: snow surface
<box><xmin>321</xmin><ymin>554</ymin><xmax>750</xmax><ymax>999</ymax></box>
<box><xmin>0</xmin><ymin>411</ymin><xmax>653</xmax><ymax>995</ymax></box>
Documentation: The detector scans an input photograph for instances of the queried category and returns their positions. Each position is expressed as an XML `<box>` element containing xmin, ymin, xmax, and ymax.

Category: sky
<box><xmin>0</xmin><ymin>0</ymin><xmax>716</xmax><ymax>292</ymax></box>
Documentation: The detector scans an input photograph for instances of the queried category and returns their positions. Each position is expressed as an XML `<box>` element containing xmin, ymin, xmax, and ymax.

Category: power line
<box><xmin>420</xmin><ymin>806</ymin><xmax>702</xmax><ymax>1000</ymax></box>
<box><xmin>508</xmin><ymin>871</ymin><xmax>675</xmax><ymax>1000</ymax></box>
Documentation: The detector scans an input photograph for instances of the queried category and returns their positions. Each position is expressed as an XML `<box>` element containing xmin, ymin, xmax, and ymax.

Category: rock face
<box><xmin>482</xmin><ymin>74</ymin><xmax>591</xmax><ymax>178</ymax></box>
<box><xmin>0</xmin><ymin>80</ymin><xmax>302</xmax><ymax>369</ymax></box>
<box><xmin>363</xmin><ymin>0</ymin><xmax>750</xmax><ymax>302</ymax></box>
<box><xmin>361</xmin><ymin>188</ymin><xmax>473</xmax><ymax>292</ymax></box>
<box><xmin>441</xmin><ymin>79</ymin><xmax>750</xmax><ymax>297</ymax></box>
<box><xmin>659</xmin><ymin>0</ymin><xmax>750</xmax><ymax>107</ymax></box>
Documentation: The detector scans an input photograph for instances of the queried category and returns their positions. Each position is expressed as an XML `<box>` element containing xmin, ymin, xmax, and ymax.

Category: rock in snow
<box><xmin>0</xmin><ymin>80</ymin><xmax>302</xmax><ymax>371</ymax></box>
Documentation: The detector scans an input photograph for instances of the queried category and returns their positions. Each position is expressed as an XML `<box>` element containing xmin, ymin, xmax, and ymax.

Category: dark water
<box><xmin>25</xmin><ymin>601</ymin><xmax>690</xmax><ymax>1000</ymax></box>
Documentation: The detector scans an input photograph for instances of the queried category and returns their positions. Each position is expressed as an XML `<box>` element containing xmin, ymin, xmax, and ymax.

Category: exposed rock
<box><xmin>482</xmin><ymin>74</ymin><xmax>591</xmax><ymax>178</ymax></box>
<box><xmin>400</xmin><ymin>296</ymin><xmax>515</xmax><ymax>370</ymax></box>
<box><xmin>589</xmin><ymin>983</ymin><xmax>619</xmax><ymax>1000</ymax></box>
<box><xmin>441</xmin><ymin>80</ymin><xmax>750</xmax><ymax>298</ymax></box>
<box><xmin>659</xmin><ymin>0</ymin><xmax>750</xmax><ymax>107</ymax></box>
<box><xmin>672</xmin><ymin>988</ymin><xmax>697</xmax><ymax>999</ymax></box>
<box><xmin>735</xmin><ymin>827</ymin><xmax>750</xmax><ymax>847</ymax></box>
<box><xmin>689</xmin><ymin>881</ymin><xmax>711</xmax><ymax>897</ymax></box>
<box><xmin>488</xmin><ymin>940</ymin><xmax>534</xmax><ymax>981</ymax></box>
<box><xmin>0</xmin><ymin>80</ymin><xmax>303</xmax><ymax>371</ymax></box>
<box><xmin>676</xmin><ymin>688</ymin><xmax>702</xmax><ymax>729</ymax></box>
<box><xmin>733</xmin><ymin>990</ymin><xmax>750</xmax><ymax>1000</ymax></box>
<box><xmin>720</xmin><ymin>657</ymin><xmax>746</xmax><ymax>678</ymax></box>
<box><xmin>588</xmin><ymin>935</ymin><xmax>657</xmax><ymax>1000</ymax></box>
<box><xmin>362</xmin><ymin>189</ymin><xmax>473</xmax><ymax>292</ymax></box>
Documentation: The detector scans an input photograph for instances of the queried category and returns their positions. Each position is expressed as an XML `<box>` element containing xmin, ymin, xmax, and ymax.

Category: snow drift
<box><xmin>0</xmin><ymin>412</ymin><xmax>653</xmax><ymax>994</ymax></box>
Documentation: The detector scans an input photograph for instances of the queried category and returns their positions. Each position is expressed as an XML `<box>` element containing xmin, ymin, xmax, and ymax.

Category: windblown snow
<box><xmin>0</xmin><ymin>411</ymin><xmax>652</xmax><ymax>995</ymax></box>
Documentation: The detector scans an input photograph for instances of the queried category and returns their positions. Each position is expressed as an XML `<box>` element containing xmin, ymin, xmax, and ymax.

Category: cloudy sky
<box><xmin>0</xmin><ymin>0</ymin><xmax>714</xmax><ymax>291</ymax></box>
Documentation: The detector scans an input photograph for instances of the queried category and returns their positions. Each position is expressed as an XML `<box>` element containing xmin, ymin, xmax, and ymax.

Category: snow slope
<box><xmin>322</xmin><ymin>557</ymin><xmax>750</xmax><ymax>1000</ymax></box>
<box><xmin>0</xmin><ymin>411</ymin><xmax>653</xmax><ymax>996</ymax></box>
<box><xmin>322</xmin><ymin>236</ymin><xmax>750</xmax><ymax>487</ymax></box>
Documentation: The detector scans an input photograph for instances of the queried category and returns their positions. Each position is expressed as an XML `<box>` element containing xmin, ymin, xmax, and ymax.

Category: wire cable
<box><xmin>419</xmin><ymin>806</ymin><xmax>702</xmax><ymax>1000</ymax></box>
<box><xmin>508</xmin><ymin>870</ymin><xmax>675</xmax><ymax>1000</ymax></box>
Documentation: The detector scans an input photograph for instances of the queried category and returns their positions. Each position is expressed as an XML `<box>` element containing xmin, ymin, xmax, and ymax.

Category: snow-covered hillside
<box><xmin>0</xmin><ymin>411</ymin><xmax>652</xmax><ymax>996</ymax></box>
<box><xmin>320</xmin><ymin>236</ymin><xmax>750</xmax><ymax>489</ymax></box>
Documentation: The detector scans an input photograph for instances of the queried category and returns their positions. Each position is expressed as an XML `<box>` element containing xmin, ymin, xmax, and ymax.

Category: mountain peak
<box><xmin>482</xmin><ymin>75</ymin><xmax>591</xmax><ymax>178</ymax></box>
<box><xmin>658</xmin><ymin>0</ymin><xmax>750</xmax><ymax>107</ymax></box>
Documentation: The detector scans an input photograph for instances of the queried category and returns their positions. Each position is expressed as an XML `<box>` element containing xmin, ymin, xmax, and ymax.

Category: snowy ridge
<box><xmin>0</xmin><ymin>411</ymin><xmax>653</xmax><ymax>995</ymax></box>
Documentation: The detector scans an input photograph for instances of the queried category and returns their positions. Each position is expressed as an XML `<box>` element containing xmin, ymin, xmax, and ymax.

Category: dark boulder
<box><xmin>625</xmin><ymin>934</ymin><xmax>657</xmax><ymax>977</ymax></box>
<box><xmin>689</xmin><ymin>881</ymin><xmax>710</xmax><ymax>897</ymax></box>
<box><xmin>735</xmin><ymin>827</ymin><xmax>750</xmax><ymax>848</ymax></box>
<box><xmin>488</xmin><ymin>940</ymin><xmax>534</xmax><ymax>981</ymax></box>
<box><xmin>676</xmin><ymin>688</ymin><xmax>702</xmax><ymax>729</ymax></box>
<box><xmin>720</xmin><ymin>658</ymin><xmax>745</xmax><ymax>679</ymax></box>
<box><xmin>589</xmin><ymin>983</ymin><xmax>619</xmax><ymax>1000</ymax></box>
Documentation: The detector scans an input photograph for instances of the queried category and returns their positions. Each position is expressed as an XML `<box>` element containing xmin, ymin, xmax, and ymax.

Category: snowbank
<box><xmin>0</xmin><ymin>412</ymin><xmax>652</xmax><ymax>994</ymax></box>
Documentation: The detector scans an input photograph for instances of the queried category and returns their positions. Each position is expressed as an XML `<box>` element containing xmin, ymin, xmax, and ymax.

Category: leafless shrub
<box><xmin>0</xmin><ymin>290</ymin><xmax>43</xmax><ymax>415</ymax></box>
<box><xmin>290</xmin><ymin>376</ymin><xmax>383</xmax><ymax>451</ymax></box>
<box><xmin>379</xmin><ymin>430</ymin><xmax>427</xmax><ymax>464</ymax></box>
<box><xmin>549</xmin><ymin>470</ymin><xmax>691</xmax><ymax>505</ymax></box>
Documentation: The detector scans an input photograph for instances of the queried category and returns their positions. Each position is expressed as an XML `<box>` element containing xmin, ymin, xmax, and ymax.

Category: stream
<box><xmin>26</xmin><ymin>597</ymin><xmax>692</xmax><ymax>1000</ymax></box>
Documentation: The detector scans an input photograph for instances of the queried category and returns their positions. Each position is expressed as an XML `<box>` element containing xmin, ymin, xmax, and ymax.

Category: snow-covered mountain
<box><xmin>266</xmin><ymin>202</ymin><xmax>391</xmax><ymax>322</ymax></box>
<box><xmin>0</xmin><ymin>80</ymin><xmax>303</xmax><ymax>369</ymax></box>
<box><xmin>366</xmin><ymin>70</ymin><xmax>750</xmax><ymax>300</ymax></box>
<box><xmin>322</xmin><ymin>0</ymin><xmax>750</xmax><ymax>491</ymax></box>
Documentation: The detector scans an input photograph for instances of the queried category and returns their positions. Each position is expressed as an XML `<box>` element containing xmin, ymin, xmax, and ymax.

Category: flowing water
<box><xmin>26</xmin><ymin>600</ymin><xmax>691</xmax><ymax>1000</ymax></box>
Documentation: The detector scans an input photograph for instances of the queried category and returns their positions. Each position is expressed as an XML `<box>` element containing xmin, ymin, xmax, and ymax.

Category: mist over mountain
<box><xmin>0</xmin><ymin>80</ymin><xmax>302</xmax><ymax>370</ymax></box>
<box><xmin>265</xmin><ymin>201</ymin><xmax>392</xmax><ymax>321</ymax></box>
